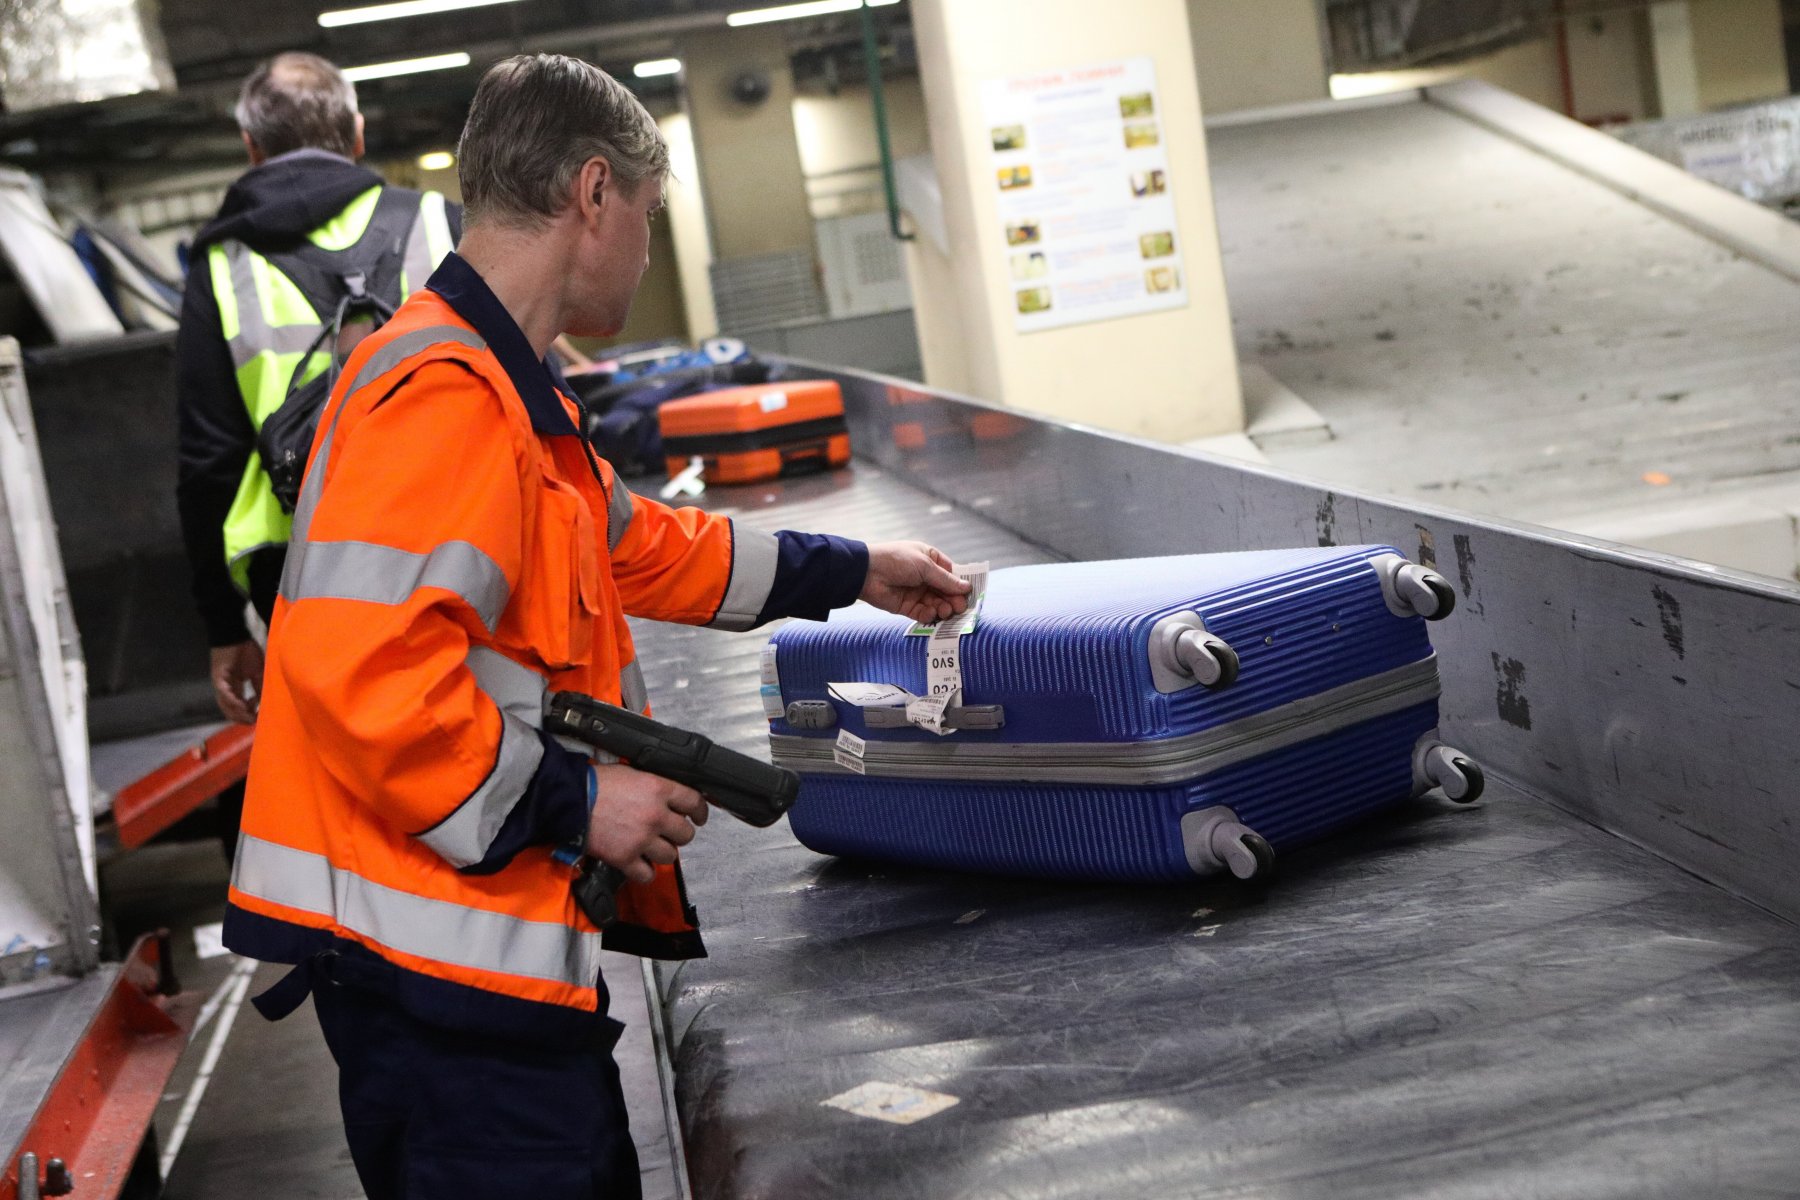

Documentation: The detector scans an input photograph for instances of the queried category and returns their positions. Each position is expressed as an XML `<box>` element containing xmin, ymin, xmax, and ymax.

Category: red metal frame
<box><xmin>111</xmin><ymin>725</ymin><xmax>254</xmax><ymax>850</ymax></box>
<box><xmin>1</xmin><ymin>935</ymin><xmax>198</xmax><ymax>1200</ymax></box>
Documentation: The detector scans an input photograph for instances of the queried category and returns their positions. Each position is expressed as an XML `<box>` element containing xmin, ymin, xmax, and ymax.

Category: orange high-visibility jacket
<box><xmin>223</xmin><ymin>253</ymin><xmax>866</xmax><ymax>1023</ymax></box>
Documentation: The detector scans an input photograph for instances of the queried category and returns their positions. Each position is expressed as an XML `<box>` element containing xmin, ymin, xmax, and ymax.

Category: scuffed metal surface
<box><xmin>0</xmin><ymin>0</ymin><xmax>175</xmax><ymax>113</ymax></box>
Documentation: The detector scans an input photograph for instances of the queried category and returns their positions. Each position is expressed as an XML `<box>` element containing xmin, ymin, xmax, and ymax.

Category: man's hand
<box><xmin>586</xmin><ymin>763</ymin><xmax>711</xmax><ymax>884</ymax></box>
<box><xmin>210</xmin><ymin>641</ymin><xmax>264</xmax><ymax>725</ymax></box>
<box><xmin>860</xmin><ymin>541</ymin><xmax>972</xmax><ymax>625</ymax></box>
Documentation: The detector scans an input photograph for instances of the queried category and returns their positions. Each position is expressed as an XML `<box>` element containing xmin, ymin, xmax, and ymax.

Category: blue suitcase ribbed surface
<box><xmin>766</xmin><ymin>547</ymin><xmax>1455</xmax><ymax>883</ymax></box>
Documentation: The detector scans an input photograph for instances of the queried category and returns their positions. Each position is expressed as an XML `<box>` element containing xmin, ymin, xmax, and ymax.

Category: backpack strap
<box><xmin>262</xmin><ymin>185</ymin><xmax>424</xmax><ymax>323</ymax></box>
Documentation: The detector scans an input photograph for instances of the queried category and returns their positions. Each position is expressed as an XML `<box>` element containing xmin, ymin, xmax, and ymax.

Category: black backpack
<box><xmin>255</xmin><ymin>187</ymin><xmax>423</xmax><ymax>512</ymax></box>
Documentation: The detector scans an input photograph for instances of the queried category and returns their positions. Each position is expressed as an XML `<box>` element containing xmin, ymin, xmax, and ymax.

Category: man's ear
<box><xmin>582</xmin><ymin>155</ymin><xmax>614</xmax><ymax>224</ymax></box>
<box><xmin>351</xmin><ymin>113</ymin><xmax>366</xmax><ymax>161</ymax></box>
<box><xmin>242</xmin><ymin>130</ymin><xmax>264</xmax><ymax>166</ymax></box>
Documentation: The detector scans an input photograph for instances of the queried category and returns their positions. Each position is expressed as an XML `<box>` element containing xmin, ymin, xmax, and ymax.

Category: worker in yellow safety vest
<box><xmin>175</xmin><ymin>52</ymin><xmax>459</xmax><ymax>725</ymax></box>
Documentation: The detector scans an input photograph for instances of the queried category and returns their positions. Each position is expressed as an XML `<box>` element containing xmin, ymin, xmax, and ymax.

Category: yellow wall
<box><xmin>908</xmin><ymin>0</ymin><xmax>1243</xmax><ymax>440</ymax></box>
<box><xmin>793</xmin><ymin>77</ymin><xmax>932</xmax><ymax>177</ymax></box>
<box><xmin>1566</xmin><ymin>12</ymin><xmax>1656</xmax><ymax>122</ymax></box>
<box><xmin>1186</xmin><ymin>0</ymin><xmax>1329</xmax><ymax>113</ymax></box>
<box><xmin>1690</xmin><ymin>0</ymin><xmax>1789</xmax><ymax>109</ymax></box>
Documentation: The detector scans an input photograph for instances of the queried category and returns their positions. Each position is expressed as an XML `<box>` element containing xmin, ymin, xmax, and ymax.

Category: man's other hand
<box><xmin>860</xmin><ymin>541</ymin><xmax>972</xmax><ymax>625</ymax></box>
<box><xmin>587</xmin><ymin>763</ymin><xmax>711</xmax><ymax>885</ymax></box>
<box><xmin>210</xmin><ymin>641</ymin><xmax>265</xmax><ymax>724</ymax></box>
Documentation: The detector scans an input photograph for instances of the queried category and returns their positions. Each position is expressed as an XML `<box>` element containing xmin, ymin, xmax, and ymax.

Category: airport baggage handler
<box><xmin>221</xmin><ymin>53</ymin><xmax>969</xmax><ymax>1200</ymax></box>
<box><xmin>177</xmin><ymin>52</ymin><xmax>459</xmax><ymax>724</ymax></box>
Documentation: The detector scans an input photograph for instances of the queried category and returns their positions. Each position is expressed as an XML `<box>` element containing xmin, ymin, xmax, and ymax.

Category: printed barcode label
<box><xmin>760</xmin><ymin>643</ymin><xmax>780</xmax><ymax>686</ymax></box>
<box><xmin>760</xmin><ymin>683</ymin><xmax>785</xmax><ymax>720</ymax></box>
<box><xmin>833</xmin><ymin>748</ymin><xmax>868</xmax><ymax>774</ymax></box>
<box><xmin>836</xmin><ymin>729</ymin><xmax>867</xmax><ymax>758</ymax></box>
<box><xmin>906</xmin><ymin>693</ymin><xmax>953</xmax><ymax>736</ymax></box>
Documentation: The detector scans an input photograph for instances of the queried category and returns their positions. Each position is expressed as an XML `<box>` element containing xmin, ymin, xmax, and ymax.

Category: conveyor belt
<box><xmin>635</xmin><ymin>462</ymin><xmax>1800</xmax><ymax>1199</ymax></box>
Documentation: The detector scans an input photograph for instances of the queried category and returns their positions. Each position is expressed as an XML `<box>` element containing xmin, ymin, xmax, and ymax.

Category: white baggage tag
<box><xmin>907</xmin><ymin>561</ymin><xmax>989</xmax><ymax>636</ymax></box>
<box><xmin>924</xmin><ymin>637</ymin><xmax>962</xmax><ymax>706</ymax></box>
<box><xmin>828</xmin><ymin>682</ymin><xmax>917</xmax><ymax>707</ymax></box>
<box><xmin>905</xmin><ymin>561</ymin><xmax>989</xmax><ymax>735</ymax></box>
<box><xmin>760</xmin><ymin>684</ymin><xmax>786</xmax><ymax>720</ymax></box>
<box><xmin>906</xmin><ymin>693</ymin><xmax>954</xmax><ymax>736</ymax></box>
<box><xmin>760</xmin><ymin>643</ymin><xmax>780</xmax><ymax>687</ymax></box>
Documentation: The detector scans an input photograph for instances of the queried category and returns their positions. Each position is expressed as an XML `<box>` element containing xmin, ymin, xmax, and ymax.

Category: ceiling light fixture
<box><xmin>341</xmin><ymin>52</ymin><xmax>472</xmax><ymax>83</ymax></box>
<box><xmin>417</xmin><ymin>150</ymin><xmax>456</xmax><ymax>171</ymax></box>
<box><xmin>633</xmin><ymin>58</ymin><xmax>683</xmax><ymax>78</ymax></box>
<box><xmin>726</xmin><ymin>0</ymin><xmax>898</xmax><ymax>28</ymax></box>
<box><xmin>319</xmin><ymin>0</ymin><xmax>524</xmax><ymax>29</ymax></box>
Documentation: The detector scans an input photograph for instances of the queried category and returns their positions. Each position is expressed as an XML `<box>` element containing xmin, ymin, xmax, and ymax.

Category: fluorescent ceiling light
<box><xmin>633</xmin><ymin>58</ymin><xmax>682</xmax><ymax>78</ymax></box>
<box><xmin>726</xmin><ymin>0</ymin><xmax>898</xmax><ymax>27</ymax></box>
<box><xmin>342</xmin><ymin>52</ymin><xmax>472</xmax><ymax>83</ymax></box>
<box><xmin>319</xmin><ymin>0</ymin><xmax>524</xmax><ymax>28</ymax></box>
<box><xmin>417</xmin><ymin>150</ymin><xmax>456</xmax><ymax>171</ymax></box>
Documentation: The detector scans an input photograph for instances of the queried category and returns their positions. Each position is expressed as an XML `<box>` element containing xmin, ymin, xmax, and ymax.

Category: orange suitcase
<box><xmin>659</xmin><ymin>380</ymin><xmax>852</xmax><ymax>485</ymax></box>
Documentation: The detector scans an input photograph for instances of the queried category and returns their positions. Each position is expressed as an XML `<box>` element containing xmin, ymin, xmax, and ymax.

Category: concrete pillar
<box><xmin>1185</xmin><ymin>0</ymin><xmax>1329</xmax><ymax>114</ymax></box>
<box><xmin>1648</xmin><ymin>2</ymin><xmax>1702</xmax><ymax>117</ymax></box>
<box><xmin>906</xmin><ymin>0</ymin><xmax>1243</xmax><ymax>442</ymax></box>
<box><xmin>658</xmin><ymin>112</ymin><xmax>719</xmax><ymax>341</ymax></box>
<box><xmin>1689</xmin><ymin>0</ymin><xmax>1789</xmax><ymax>111</ymax></box>
<box><xmin>677</xmin><ymin>24</ymin><xmax>814</xmax><ymax>261</ymax></box>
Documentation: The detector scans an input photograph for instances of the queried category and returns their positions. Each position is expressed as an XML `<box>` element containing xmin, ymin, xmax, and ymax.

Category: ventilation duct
<box><xmin>0</xmin><ymin>0</ymin><xmax>176</xmax><ymax>114</ymax></box>
<box><xmin>1326</xmin><ymin>0</ymin><xmax>1554</xmax><ymax>72</ymax></box>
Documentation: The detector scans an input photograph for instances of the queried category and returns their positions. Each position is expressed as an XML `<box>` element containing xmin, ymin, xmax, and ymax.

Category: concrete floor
<box><xmin>101</xmin><ymin>833</ymin><xmax>679</xmax><ymax>1199</ymax></box>
<box><xmin>1207</xmin><ymin>97</ymin><xmax>1800</xmax><ymax>579</ymax></box>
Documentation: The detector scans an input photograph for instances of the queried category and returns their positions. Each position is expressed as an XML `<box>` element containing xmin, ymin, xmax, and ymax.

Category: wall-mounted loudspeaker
<box><xmin>730</xmin><ymin>69</ymin><xmax>772</xmax><ymax>106</ymax></box>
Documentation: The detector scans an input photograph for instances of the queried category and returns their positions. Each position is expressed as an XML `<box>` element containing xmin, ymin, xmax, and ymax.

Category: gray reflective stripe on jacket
<box><xmin>413</xmin><ymin>710</ymin><xmax>545</xmax><ymax>868</ymax></box>
<box><xmin>280</xmin><ymin>538</ymin><xmax>510</xmax><ymax>631</ymax></box>
<box><xmin>707</xmin><ymin>526</ymin><xmax>780</xmax><ymax>632</ymax></box>
<box><xmin>607</xmin><ymin>476</ymin><xmax>635</xmax><ymax>552</ymax></box>
<box><xmin>233</xmin><ymin>833</ymin><xmax>605</xmax><ymax>987</ymax></box>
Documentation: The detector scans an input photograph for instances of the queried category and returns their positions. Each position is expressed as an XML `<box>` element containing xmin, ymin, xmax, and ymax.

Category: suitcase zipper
<box><xmin>769</xmin><ymin>656</ymin><xmax>1441</xmax><ymax>786</ymax></box>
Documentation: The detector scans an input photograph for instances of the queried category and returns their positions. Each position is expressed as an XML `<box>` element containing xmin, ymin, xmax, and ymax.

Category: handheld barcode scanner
<box><xmin>543</xmin><ymin>692</ymin><xmax>801</xmax><ymax>927</ymax></box>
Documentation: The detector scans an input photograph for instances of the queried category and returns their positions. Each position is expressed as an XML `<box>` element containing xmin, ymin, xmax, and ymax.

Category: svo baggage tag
<box><xmin>906</xmin><ymin>562</ymin><xmax>989</xmax><ymax>736</ymax></box>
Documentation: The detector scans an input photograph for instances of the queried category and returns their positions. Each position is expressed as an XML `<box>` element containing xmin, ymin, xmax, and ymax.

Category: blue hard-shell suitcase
<box><xmin>764</xmin><ymin>547</ymin><xmax>1484</xmax><ymax>883</ymax></box>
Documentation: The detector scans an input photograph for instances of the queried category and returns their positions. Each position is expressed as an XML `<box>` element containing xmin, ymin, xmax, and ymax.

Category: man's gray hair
<box><xmin>235</xmin><ymin>52</ymin><xmax>359</xmax><ymax>159</ymax></box>
<box><xmin>458</xmin><ymin>54</ymin><xmax>669</xmax><ymax>228</ymax></box>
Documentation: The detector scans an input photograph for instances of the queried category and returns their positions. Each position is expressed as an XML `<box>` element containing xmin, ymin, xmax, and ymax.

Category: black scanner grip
<box><xmin>544</xmin><ymin>692</ymin><xmax>799</xmax><ymax>827</ymax></box>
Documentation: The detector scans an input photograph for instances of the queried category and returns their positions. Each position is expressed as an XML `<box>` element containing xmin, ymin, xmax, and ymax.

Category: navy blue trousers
<box><xmin>309</xmin><ymin>966</ymin><xmax>642</xmax><ymax>1200</ymax></box>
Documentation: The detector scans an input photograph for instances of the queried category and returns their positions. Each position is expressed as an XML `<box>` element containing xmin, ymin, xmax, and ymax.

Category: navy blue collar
<box><xmin>426</xmin><ymin>252</ymin><xmax>577</xmax><ymax>437</ymax></box>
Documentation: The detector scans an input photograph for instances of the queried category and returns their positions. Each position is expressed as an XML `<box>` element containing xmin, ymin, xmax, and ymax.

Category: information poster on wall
<box><xmin>980</xmin><ymin>57</ymin><xmax>1186</xmax><ymax>334</ymax></box>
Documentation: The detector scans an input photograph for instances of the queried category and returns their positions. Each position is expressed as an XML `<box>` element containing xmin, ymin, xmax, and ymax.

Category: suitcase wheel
<box><xmin>1373</xmin><ymin>555</ymin><xmax>1458</xmax><ymax>621</ymax></box>
<box><xmin>1152</xmin><ymin>614</ymin><xmax>1241</xmax><ymax>693</ymax></box>
<box><xmin>1238</xmin><ymin>832</ymin><xmax>1277</xmax><ymax>882</ymax></box>
<box><xmin>1416</xmin><ymin>740</ymin><xmax>1485</xmax><ymax>803</ymax></box>
<box><xmin>1181</xmin><ymin>806</ymin><xmax>1275</xmax><ymax>881</ymax></box>
<box><xmin>1176</xmin><ymin>629</ymin><xmax>1240</xmax><ymax>690</ymax></box>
